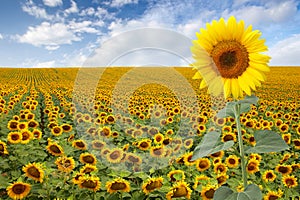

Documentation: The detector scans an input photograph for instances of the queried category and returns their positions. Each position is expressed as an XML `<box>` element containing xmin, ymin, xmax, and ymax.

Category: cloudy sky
<box><xmin>0</xmin><ymin>0</ymin><xmax>299</xmax><ymax>67</ymax></box>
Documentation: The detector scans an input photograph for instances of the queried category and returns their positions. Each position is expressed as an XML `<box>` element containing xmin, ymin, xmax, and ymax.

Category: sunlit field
<box><xmin>0</xmin><ymin>67</ymin><xmax>299</xmax><ymax>200</ymax></box>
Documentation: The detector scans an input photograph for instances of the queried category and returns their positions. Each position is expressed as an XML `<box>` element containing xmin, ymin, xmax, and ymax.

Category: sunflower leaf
<box><xmin>245</xmin><ymin>130</ymin><xmax>290</xmax><ymax>153</ymax></box>
<box><xmin>191</xmin><ymin>131</ymin><xmax>220</xmax><ymax>160</ymax></box>
<box><xmin>238</xmin><ymin>95</ymin><xmax>259</xmax><ymax>105</ymax></box>
<box><xmin>192</xmin><ymin>131</ymin><xmax>234</xmax><ymax>160</ymax></box>
<box><xmin>213</xmin><ymin>184</ymin><xmax>262</xmax><ymax>200</ymax></box>
<box><xmin>217</xmin><ymin>102</ymin><xmax>235</xmax><ymax>118</ymax></box>
<box><xmin>213</xmin><ymin>186</ymin><xmax>234</xmax><ymax>200</ymax></box>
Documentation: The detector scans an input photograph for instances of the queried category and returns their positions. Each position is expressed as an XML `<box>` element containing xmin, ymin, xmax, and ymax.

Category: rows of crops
<box><xmin>0</xmin><ymin>67</ymin><xmax>299</xmax><ymax>199</ymax></box>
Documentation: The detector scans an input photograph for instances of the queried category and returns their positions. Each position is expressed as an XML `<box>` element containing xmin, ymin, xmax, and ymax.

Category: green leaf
<box><xmin>191</xmin><ymin>131</ymin><xmax>220</xmax><ymax>160</ymax></box>
<box><xmin>239</xmin><ymin>103</ymin><xmax>251</xmax><ymax>114</ymax></box>
<box><xmin>213</xmin><ymin>186</ymin><xmax>234</xmax><ymax>200</ymax></box>
<box><xmin>217</xmin><ymin>102</ymin><xmax>235</xmax><ymax>118</ymax></box>
<box><xmin>213</xmin><ymin>184</ymin><xmax>262</xmax><ymax>200</ymax></box>
<box><xmin>238</xmin><ymin>95</ymin><xmax>259</xmax><ymax>105</ymax></box>
<box><xmin>245</xmin><ymin>130</ymin><xmax>290</xmax><ymax>153</ymax></box>
<box><xmin>242</xmin><ymin>184</ymin><xmax>262</xmax><ymax>200</ymax></box>
<box><xmin>192</xmin><ymin>131</ymin><xmax>234</xmax><ymax>160</ymax></box>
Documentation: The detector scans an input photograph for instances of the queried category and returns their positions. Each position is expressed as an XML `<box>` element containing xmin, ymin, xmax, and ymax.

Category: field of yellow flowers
<box><xmin>0</xmin><ymin>67</ymin><xmax>299</xmax><ymax>200</ymax></box>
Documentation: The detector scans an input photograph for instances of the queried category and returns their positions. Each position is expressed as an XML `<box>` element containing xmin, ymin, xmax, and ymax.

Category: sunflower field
<box><xmin>0</xmin><ymin>66</ymin><xmax>299</xmax><ymax>200</ymax></box>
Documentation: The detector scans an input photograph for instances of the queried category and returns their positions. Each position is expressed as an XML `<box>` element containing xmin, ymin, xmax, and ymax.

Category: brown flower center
<box><xmin>204</xmin><ymin>189</ymin><xmax>215</xmax><ymax>198</ymax></box>
<box><xmin>111</xmin><ymin>182</ymin><xmax>126</xmax><ymax>190</ymax></box>
<box><xmin>211</xmin><ymin>40</ymin><xmax>249</xmax><ymax>78</ymax></box>
<box><xmin>146</xmin><ymin>181</ymin><xmax>162</xmax><ymax>191</ymax></box>
<box><xmin>12</xmin><ymin>184</ymin><xmax>26</xmax><ymax>194</ymax></box>
<box><xmin>50</xmin><ymin>145</ymin><xmax>62</xmax><ymax>154</ymax></box>
<box><xmin>83</xmin><ymin>155</ymin><xmax>95</xmax><ymax>164</ymax></box>
<box><xmin>173</xmin><ymin>186</ymin><xmax>188</xmax><ymax>197</ymax></box>
<box><xmin>81</xmin><ymin>180</ymin><xmax>97</xmax><ymax>189</ymax></box>
<box><xmin>28</xmin><ymin>166</ymin><xmax>41</xmax><ymax>178</ymax></box>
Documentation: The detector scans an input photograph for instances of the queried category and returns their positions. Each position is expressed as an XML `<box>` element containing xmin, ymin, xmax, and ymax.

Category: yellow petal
<box><xmin>247</xmin><ymin>67</ymin><xmax>266</xmax><ymax>82</ymax></box>
<box><xmin>200</xmin><ymin>80</ymin><xmax>207</xmax><ymax>89</ymax></box>
<box><xmin>238</xmin><ymin>74</ymin><xmax>251</xmax><ymax>96</ymax></box>
<box><xmin>224</xmin><ymin>79</ymin><xmax>232</xmax><ymax>99</ymax></box>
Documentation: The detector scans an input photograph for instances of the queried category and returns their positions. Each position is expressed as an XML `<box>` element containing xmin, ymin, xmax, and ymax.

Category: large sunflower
<box><xmin>142</xmin><ymin>177</ymin><xmax>163</xmax><ymax>194</ymax></box>
<box><xmin>191</xmin><ymin>16</ymin><xmax>270</xmax><ymax>99</ymax></box>
<box><xmin>22</xmin><ymin>162</ymin><xmax>44</xmax><ymax>183</ymax></box>
<box><xmin>106</xmin><ymin>178</ymin><xmax>130</xmax><ymax>193</ymax></box>
<box><xmin>7</xmin><ymin>181</ymin><xmax>31</xmax><ymax>200</ymax></box>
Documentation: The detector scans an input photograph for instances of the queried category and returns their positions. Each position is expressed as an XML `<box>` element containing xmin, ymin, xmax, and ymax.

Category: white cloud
<box><xmin>269</xmin><ymin>34</ymin><xmax>300</xmax><ymax>66</ymax></box>
<box><xmin>17</xmin><ymin>22</ymin><xmax>81</xmax><ymax>50</ymax></box>
<box><xmin>64</xmin><ymin>0</ymin><xmax>79</xmax><ymax>15</ymax></box>
<box><xmin>16</xmin><ymin>20</ymin><xmax>100</xmax><ymax>50</ymax></box>
<box><xmin>79</xmin><ymin>7</ymin><xmax>95</xmax><ymax>16</ymax></box>
<box><xmin>0</xmin><ymin>33</ymin><xmax>3</xmax><ymax>40</ymax></box>
<box><xmin>22</xmin><ymin>0</ymin><xmax>53</xmax><ymax>20</ymax></box>
<box><xmin>223</xmin><ymin>0</ymin><xmax>298</xmax><ymax>26</ymax></box>
<box><xmin>84</xmin><ymin>28</ymin><xmax>193</xmax><ymax>67</ymax></box>
<box><xmin>107</xmin><ymin>0</ymin><xmax>138</xmax><ymax>8</ymax></box>
<box><xmin>43</xmin><ymin>0</ymin><xmax>62</xmax><ymax>7</ymax></box>
<box><xmin>34</xmin><ymin>60</ymin><xmax>56</xmax><ymax>68</ymax></box>
<box><xmin>69</xmin><ymin>20</ymin><xmax>99</xmax><ymax>33</ymax></box>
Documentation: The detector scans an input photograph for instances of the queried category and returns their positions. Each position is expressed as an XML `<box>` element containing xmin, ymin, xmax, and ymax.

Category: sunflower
<box><xmin>293</xmin><ymin>139</ymin><xmax>300</xmax><ymax>150</ymax></box>
<box><xmin>262</xmin><ymin>170</ymin><xmax>276</xmax><ymax>182</ymax></box>
<box><xmin>221</xmin><ymin>132</ymin><xmax>237</xmax><ymax>142</ymax></box>
<box><xmin>217</xmin><ymin>174</ymin><xmax>228</xmax><ymax>186</ymax></box>
<box><xmin>183</xmin><ymin>152</ymin><xmax>196</xmax><ymax>166</ymax></box>
<box><xmin>98</xmin><ymin>126</ymin><xmax>111</xmax><ymax>137</ymax></box>
<box><xmin>32</xmin><ymin>129</ymin><xmax>42</xmax><ymax>139</ymax></box>
<box><xmin>72</xmin><ymin>172</ymin><xmax>84</xmax><ymax>185</ymax></box>
<box><xmin>150</xmin><ymin>146</ymin><xmax>165</xmax><ymax>158</ymax></box>
<box><xmin>263</xmin><ymin>190</ymin><xmax>283</xmax><ymax>200</ymax></box>
<box><xmin>61</xmin><ymin>124</ymin><xmax>72</xmax><ymax>132</ymax></box>
<box><xmin>17</xmin><ymin>122</ymin><xmax>28</xmax><ymax>130</ymax></box>
<box><xmin>106</xmin><ymin>178</ymin><xmax>130</xmax><ymax>193</ymax></box>
<box><xmin>46</xmin><ymin>140</ymin><xmax>64</xmax><ymax>156</ymax></box>
<box><xmin>214</xmin><ymin>163</ymin><xmax>228</xmax><ymax>174</ymax></box>
<box><xmin>22</xmin><ymin>162</ymin><xmax>44</xmax><ymax>183</ymax></box>
<box><xmin>20</xmin><ymin>130</ymin><xmax>33</xmax><ymax>144</ymax></box>
<box><xmin>51</xmin><ymin>126</ymin><xmax>63</xmax><ymax>136</ymax></box>
<box><xmin>7</xmin><ymin>182</ymin><xmax>31</xmax><ymax>200</ymax></box>
<box><xmin>282</xmin><ymin>133</ymin><xmax>291</xmax><ymax>144</ymax></box>
<box><xmin>183</xmin><ymin>138</ymin><xmax>193</xmax><ymax>149</ymax></box>
<box><xmin>106</xmin><ymin>148</ymin><xmax>124</xmax><ymax>163</ymax></box>
<box><xmin>249</xmin><ymin>153</ymin><xmax>262</xmax><ymax>162</ymax></box>
<box><xmin>196</xmin><ymin>158</ymin><xmax>211</xmax><ymax>172</ymax></box>
<box><xmin>282</xmin><ymin>175</ymin><xmax>298</xmax><ymax>188</ymax></box>
<box><xmin>167</xmin><ymin>170</ymin><xmax>185</xmax><ymax>182</ymax></box>
<box><xmin>191</xmin><ymin>16</ymin><xmax>270</xmax><ymax>99</ymax></box>
<box><xmin>78</xmin><ymin>175</ymin><xmax>101</xmax><ymax>192</ymax></box>
<box><xmin>154</xmin><ymin>133</ymin><xmax>164</xmax><ymax>144</ymax></box>
<box><xmin>91</xmin><ymin>140</ymin><xmax>106</xmax><ymax>150</ymax></box>
<box><xmin>201</xmin><ymin>185</ymin><xmax>217</xmax><ymax>200</ymax></box>
<box><xmin>142</xmin><ymin>177</ymin><xmax>163</xmax><ymax>194</ymax></box>
<box><xmin>275</xmin><ymin>164</ymin><xmax>292</xmax><ymax>176</ymax></box>
<box><xmin>137</xmin><ymin>139</ymin><xmax>152</xmax><ymax>151</ymax></box>
<box><xmin>126</xmin><ymin>153</ymin><xmax>142</xmax><ymax>165</ymax></box>
<box><xmin>210</xmin><ymin>151</ymin><xmax>224</xmax><ymax>159</ymax></box>
<box><xmin>193</xmin><ymin>175</ymin><xmax>210</xmax><ymax>189</ymax></box>
<box><xmin>28</xmin><ymin>120</ymin><xmax>39</xmax><ymax>128</ymax></box>
<box><xmin>246</xmin><ymin>159</ymin><xmax>260</xmax><ymax>174</ymax></box>
<box><xmin>166</xmin><ymin>181</ymin><xmax>192</xmax><ymax>200</ymax></box>
<box><xmin>7</xmin><ymin>132</ymin><xmax>22</xmax><ymax>144</ymax></box>
<box><xmin>279</xmin><ymin>123</ymin><xmax>289</xmax><ymax>133</ymax></box>
<box><xmin>0</xmin><ymin>140</ymin><xmax>9</xmax><ymax>156</ymax></box>
<box><xmin>72</xmin><ymin>139</ymin><xmax>87</xmax><ymax>150</ymax></box>
<box><xmin>7</xmin><ymin>120</ymin><xmax>19</xmax><ymax>130</ymax></box>
<box><xmin>225</xmin><ymin>155</ymin><xmax>239</xmax><ymax>168</ymax></box>
<box><xmin>80</xmin><ymin>164</ymin><xmax>97</xmax><ymax>174</ymax></box>
<box><xmin>79</xmin><ymin>152</ymin><xmax>97</xmax><ymax>165</ymax></box>
<box><xmin>55</xmin><ymin>156</ymin><xmax>75</xmax><ymax>173</ymax></box>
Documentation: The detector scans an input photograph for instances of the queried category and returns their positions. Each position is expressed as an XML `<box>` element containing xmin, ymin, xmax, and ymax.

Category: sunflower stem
<box><xmin>234</xmin><ymin>103</ymin><xmax>248</xmax><ymax>190</ymax></box>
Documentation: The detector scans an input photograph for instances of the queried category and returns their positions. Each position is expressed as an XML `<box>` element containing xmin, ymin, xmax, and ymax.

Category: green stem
<box><xmin>234</xmin><ymin>103</ymin><xmax>248</xmax><ymax>190</ymax></box>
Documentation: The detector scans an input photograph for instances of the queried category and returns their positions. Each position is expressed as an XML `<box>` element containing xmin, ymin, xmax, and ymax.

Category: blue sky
<box><xmin>0</xmin><ymin>0</ymin><xmax>300</xmax><ymax>67</ymax></box>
